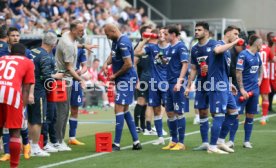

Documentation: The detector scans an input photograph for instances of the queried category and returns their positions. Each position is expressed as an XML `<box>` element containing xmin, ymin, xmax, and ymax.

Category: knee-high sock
<box><xmin>177</xmin><ymin>115</ymin><xmax>186</xmax><ymax>144</ymax></box>
<box><xmin>124</xmin><ymin>111</ymin><xmax>139</xmax><ymax>142</ymax></box>
<box><xmin>134</xmin><ymin>104</ymin><xmax>143</xmax><ymax>127</ymax></box>
<box><xmin>9</xmin><ymin>137</ymin><xmax>21</xmax><ymax>168</ymax></box>
<box><xmin>262</xmin><ymin>100</ymin><xmax>269</xmax><ymax>117</ymax></box>
<box><xmin>199</xmin><ymin>116</ymin><xmax>209</xmax><ymax>143</ymax></box>
<box><xmin>219</xmin><ymin>112</ymin><xmax>239</xmax><ymax>140</ymax></box>
<box><xmin>140</xmin><ymin>105</ymin><xmax>147</xmax><ymax>131</ymax></box>
<box><xmin>244</xmin><ymin>117</ymin><xmax>254</xmax><ymax>142</ymax></box>
<box><xmin>229</xmin><ymin>118</ymin><xmax>239</xmax><ymax>142</ymax></box>
<box><xmin>168</xmin><ymin>116</ymin><xmax>178</xmax><ymax>143</ymax></box>
<box><xmin>69</xmin><ymin>118</ymin><xmax>78</xmax><ymax>139</ymax></box>
<box><xmin>154</xmin><ymin>115</ymin><xmax>163</xmax><ymax>137</ymax></box>
<box><xmin>210</xmin><ymin>114</ymin><xmax>225</xmax><ymax>146</ymax></box>
<box><xmin>114</xmin><ymin>112</ymin><xmax>124</xmax><ymax>144</ymax></box>
<box><xmin>20</xmin><ymin>128</ymin><xmax>29</xmax><ymax>145</ymax></box>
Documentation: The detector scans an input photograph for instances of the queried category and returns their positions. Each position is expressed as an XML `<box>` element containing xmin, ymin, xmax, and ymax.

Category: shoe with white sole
<box><xmin>52</xmin><ymin>142</ymin><xmax>71</xmax><ymax>151</ymax></box>
<box><xmin>143</xmin><ymin>129</ymin><xmax>157</xmax><ymax>136</ymax></box>
<box><xmin>31</xmin><ymin>148</ymin><xmax>50</xmax><ymax>157</ymax></box>
<box><xmin>217</xmin><ymin>143</ymin><xmax>234</xmax><ymax>153</ymax></box>
<box><xmin>243</xmin><ymin>142</ymin><xmax>253</xmax><ymax>149</ymax></box>
<box><xmin>193</xmin><ymin>143</ymin><xmax>209</xmax><ymax>151</ymax></box>
<box><xmin>207</xmin><ymin>147</ymin><xmax>229</xmax><ymax>154</ymax></box>
<box><xmin>225</xmin><ymin>141</ymin><xmax>234</xmax><ymax>148</ymax></box>
<box><xmin>152</xmin><ymin>137</ymin><xmax>165</xmax><ymax>145</ymax></box>
<box><xmin>43</xmin><ymin>143</ymin><xmax>58</xmax><ymax>153</ymax></box>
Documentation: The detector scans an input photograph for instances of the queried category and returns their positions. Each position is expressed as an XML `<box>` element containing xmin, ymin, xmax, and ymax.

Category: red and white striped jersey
<box><xmin>0</xmin><ymin>55</ymin><xmax>35</xmax><ymax>109</ymax></box>
<box><xmin>260</xmin><ymin>45</ymin><xmax>274</xmax><ymax>79</ymax></box>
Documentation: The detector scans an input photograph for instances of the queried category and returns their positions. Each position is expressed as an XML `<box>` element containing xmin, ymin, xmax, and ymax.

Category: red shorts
<box><xmin>0</xmin><ymin>103</ymin><xmax>23</xmax><ymax>129</ymax></box>
<box><xmin>260</xmin><ymin>79</ymin><xmax>271</xmax><ymax>94</ymax></box>
<box><xmin>271</xmin><ymin>79</ymin><xmax>276</xmax><ymax>91</ymax></box>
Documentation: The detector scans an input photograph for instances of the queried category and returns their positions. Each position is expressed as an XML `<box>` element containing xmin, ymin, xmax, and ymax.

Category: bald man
<box><xmin>103</xmin><ymin>24</ymin><xmax>142</xmax><ymax>151</ymax></box>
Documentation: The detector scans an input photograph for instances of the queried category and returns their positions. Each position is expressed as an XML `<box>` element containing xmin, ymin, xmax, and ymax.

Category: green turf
<box><xmin>1</xmin><ymin>104</ymin><xmax>276</xmax><ymax>168</ymax></box>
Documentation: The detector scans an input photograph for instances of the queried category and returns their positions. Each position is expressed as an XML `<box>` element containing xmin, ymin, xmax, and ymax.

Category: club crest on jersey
<box><xmin>197</xmin><ymin>56</ymin><xmax>208</xmax><ymax>64</ymax></box>
<box><xmin>206</xmin><ymin>47</ymin><xmax>211</xmax><ymax>52</ymax></box>
<box><xmin>172</xmin><ymin>49</ymin><xmax>176</xmax><ymax>54</ymax></box>
<box><xmin>250</xmin><ymin>66</ymin><xmax>259</xmax><ymax>73</ymax></box>
<box><xmin>237</xmin><ymin>59</ymin><xmax>244</xmax><ymax>65</ymax></box>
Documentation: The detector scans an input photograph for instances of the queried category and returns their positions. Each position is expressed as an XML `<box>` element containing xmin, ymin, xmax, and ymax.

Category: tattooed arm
<box><xmin>236</xmin><ymin>69</ymin><xmax>249</xmax><ymax>99</ymax></box>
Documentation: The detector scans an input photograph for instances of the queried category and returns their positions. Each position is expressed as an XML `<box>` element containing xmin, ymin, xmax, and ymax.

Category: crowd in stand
<box><xmin>0</xmin><ymin>0</ymin><xmax>154</xmax><ymax>37</ymax></box>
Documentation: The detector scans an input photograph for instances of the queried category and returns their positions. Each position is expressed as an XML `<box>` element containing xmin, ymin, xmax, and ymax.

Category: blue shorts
<box><xmin>194</xmin><ymin>90</ymin><xmax>209</xmax><ymax>110</ymax></box>
<box><xmin>70</xmin><ymin>80</ymin><xmax>83</xmax><ymax>107</ymax></box>
<box><xmin>115</xmin><ymin>79</ymin><xmax>136</xmax><ymax>105</ymax></box>
<box><xmin>209</xmin><ymin>91</ymin><xmax>237</xmax><ymax>114</ymax></box>
<box><xmin>27</xmin><ymin>97</ymin><xmax>47</xmax><ymax>124</ymax></box>
<box><xmin>148</xmin><ymin>83</ymin><xmax>167</xmax><ymax>107</ymax></box>
<box><xmin>236</xmin><ymin>89</ymin><xmax>260</xmax><ymax>114</ymax></box>
<box><xmin>165</xmin><ymin>84</ymin><xmax>187</xmax><ymax>114</ymax></box>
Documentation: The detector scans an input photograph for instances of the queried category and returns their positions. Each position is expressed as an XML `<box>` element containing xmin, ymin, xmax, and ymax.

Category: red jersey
<box><xmin>260</xmin><ymin>45</ymin><xmax>274</xmax><ymax>79</ymax></box>
<box><xmin>0</xmin><ymin>55</ymin><xmax>35</xmax><ymax>109</ymax></box>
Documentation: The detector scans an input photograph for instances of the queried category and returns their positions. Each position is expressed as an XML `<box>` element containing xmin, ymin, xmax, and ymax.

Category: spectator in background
<box><xmin>110</xmin><ymin>0</ymin><xmax>121</xmax><ymax>18</ymax></box>
<box><xmin>85</xmin><ymin>58</ymin><xmax>110</xmax><ymax>107</ymax></box>
<box><xmin>86</xmin><ymin>20</ymin><xmax>95</xmax><ymax>35</ymax></box>
<box><xmin>135</xmin><ymin>7</ymin><xmax>144</xmax><ymax>26</ymax></box>
<box><xmin>0</xmin><ymin>25</ymin><xmax>9</xmax><ymax>57</ymax></box>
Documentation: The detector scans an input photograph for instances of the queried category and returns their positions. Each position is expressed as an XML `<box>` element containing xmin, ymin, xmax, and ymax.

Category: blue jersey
<box><xmin>111</xmin><ymin>35</ymin><xmax>137</xmax><ymax>82</ymax></box>
<box><xmin>236</xmin><ymin>49</ymin><xmax>262</xmax><ymax>91</ymax></box>
<box><xmin>157</xmin><ymin>44</ymin><xmax>171</xmax><ymax>82</ymax></box>
<box><xmin>167</xmin><ymin>41</ymin><xmax>189</xmax><ymax>84</ymax></box>
<box><xmin>30</xmin><ymin>47</ymin><xmax>55</xmax><ymax>97</ymax></box>
<box><xmin>76</xmin><ymin>48</ymin><xmax>87</xmax><ymax>69</ymax></box>
<box><xmin>208</xmin><ymin>40</ymin><xmax>231</xmax><ymax>91</ymax></box>
<box><xmin>144</xmin><ymin>43</ymin><xmax>165</xmax><ymax>83</ymax></box>
<box><xmin>0</xmin><ymin>41</ymin><xmax>9</xmax><ymax>57</ymax></box>
<box><xmin>191</xmin><ymin>39</ymin><xmax>217</xmax><ymax>89</ymax></box>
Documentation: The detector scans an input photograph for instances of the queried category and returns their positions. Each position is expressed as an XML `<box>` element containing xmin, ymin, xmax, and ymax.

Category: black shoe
<box><xmin>132</xmin><ymin>143</ymin><xmax>142</xmax><ymax>150</ymax></box>
<box><xmin>112</xmin><ymin>144</ymin><xmax>120</xmax><ymax>151</ymax></box>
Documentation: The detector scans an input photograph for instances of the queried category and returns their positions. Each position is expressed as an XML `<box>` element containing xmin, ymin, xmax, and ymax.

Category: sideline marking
<box><xmin>39</xmin><ymin>114</ymin><xmax>276</xmax><ymax>168</ymax></box>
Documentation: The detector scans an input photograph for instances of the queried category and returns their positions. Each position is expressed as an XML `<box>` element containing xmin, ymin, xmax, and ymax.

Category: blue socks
<box><xmin>124</xmin><ymin>111</ymin><xmax>138</xmax><ymax>142</ymax></box>
<box><xmin>244</xmin><ymin>117</ymin><xmax>254</xmax><ymax>142</ymax></box>
<box><xmin>154</xmin><ymin>115</ymin><xmax>163</xmax><ymax>137</ymax></box>
<box><xmin>199</xmin><ymin>116</ymin><xmax>209</xmax><ymax>143</ymax></box>
<box><xmin>69</xmin><ymin>118</ymin><xmax>78</xmax><ymax>138</ymax></box>
<box><xmin>210</xmin><ymin>114</ymin><xmax>225</xmax><ymax>145</ymax></box>
<box><xmin>3</xmin><ymin>129</ymin><xmax>10</xmax><ymax>154</ymax></box>
<box><xmin>168</xmin><ymin>117</ymin><xmax>178</xmax><ymax>143</ymax></box>
<box><xmin>177</xmin><ymin>116</ymin><xmax>186</xmax><ymax>144</ymax></box>
<box><xmin>114</xmin><ymin>112</ymin><xmax>124</xmax><ymax>144</ymax></box>
<box><xmin>229</xmin><ymin>118</ymin><xmax>239</xmax><ymax>142</ymax></box>
<box><xmin>219</xmin><ymin>112</ymin><xmax>238</xmax><ymax>140</ymax></box>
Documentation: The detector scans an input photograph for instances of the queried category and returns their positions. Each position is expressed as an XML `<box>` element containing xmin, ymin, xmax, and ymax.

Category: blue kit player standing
<box><xmin>68</xmin><ymin>48</ymin><xmax>87</xmax><ymax>145</ymax></box>
<box><xmin>162</xmin><ymin>25</ymin><xmax>189</xmax><ymax>151</ymax></box>
<box><xmin>185</xmin><ymin>22</ymin><xmax>216</xmax><ymax>151</ymax></box>
<box><xmin>134</xmin><ymin>28</ymin><xmax>170</xmax><ymax>145</ymax></box>
<box><xmin>233</xmin><ymin>35</ymin><xmax>263</xmax><ymax>149</ymax></box>
<box><xmin>103</xmin><ymin>24</ymin><xmax>142</xmax><ymax>151</ymax></box>
<box><xmin>207</xmin><ymin>26</ymin><xmax>242</xmax><ymax>154</ymax></box>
